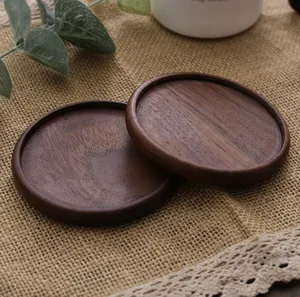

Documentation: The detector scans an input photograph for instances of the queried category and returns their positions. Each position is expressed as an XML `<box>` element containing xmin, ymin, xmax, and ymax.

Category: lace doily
<box><xmin>111</xmin><ymin>226</ymin><xmax>300</xmax><ymax>297</ymax></box>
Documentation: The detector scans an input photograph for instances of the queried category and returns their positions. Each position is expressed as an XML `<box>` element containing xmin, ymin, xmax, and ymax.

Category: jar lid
<box><xmin>12</xmin><ymin>101</ymin><xmax>176</xmax><ymax>225</ymax></box>
<box><xmin>126</xmin><ymin>73</ymin><xmax>290</xmax><ymax>187</ymax></box>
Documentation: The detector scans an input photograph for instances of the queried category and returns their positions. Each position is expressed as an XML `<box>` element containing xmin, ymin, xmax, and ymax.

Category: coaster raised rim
<box><xmin>12</xmin><ymin>101</ymin><xmax>176</xmax><ymax>225</ymax></box>
<box><xmin>126</xmin><ymin>73</ymin><xmax>290</xmax><ymax>187</ymax></box>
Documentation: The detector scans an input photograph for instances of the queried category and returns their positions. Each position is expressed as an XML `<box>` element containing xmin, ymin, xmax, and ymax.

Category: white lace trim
<box><xmin>111</xmin><ymin>226</ymin><xmax>300</xmax><ymax>297</ymax></box>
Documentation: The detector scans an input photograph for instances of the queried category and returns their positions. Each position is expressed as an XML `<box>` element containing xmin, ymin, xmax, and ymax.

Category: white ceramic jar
<box><xmin>151</xmin><ymin>0</ymin><xmax>263</xmax><ymax>38</ymax></box>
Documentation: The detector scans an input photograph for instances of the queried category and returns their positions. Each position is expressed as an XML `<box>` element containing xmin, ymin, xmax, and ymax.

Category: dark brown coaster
<box><xmin>12</xmin><ymin>101</ymin><xmax>175</xmax><ymax>225</ymax></box>
<box><xmin>126</xmin><ymin>73</ymin><xmax>290</xmax><ymax>187</ymax></box>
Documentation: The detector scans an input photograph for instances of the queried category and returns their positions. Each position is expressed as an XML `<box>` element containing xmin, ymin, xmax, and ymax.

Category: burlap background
<box><xmin>0</xmin><ymin>0</ymin><xmax>299</xmax><ymax>296</ymax></box>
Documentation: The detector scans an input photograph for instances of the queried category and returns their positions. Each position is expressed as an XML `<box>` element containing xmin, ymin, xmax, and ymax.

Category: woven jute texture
<box><xmin>0</xmin><ymin>1</ymin><xmax>300</xmax><ymax>296</ymax></box>
<box><xmin>112</xmin><ymin>226</ymin><xmax>300</xmax><ymax>297</ymax></box>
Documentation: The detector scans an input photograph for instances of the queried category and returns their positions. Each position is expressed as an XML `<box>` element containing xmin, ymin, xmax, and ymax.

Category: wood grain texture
<box><xmin>12</xmin><ymin>101</ymin><xmax>175</xmax><ymax>225</ymax></box>
<box><xmin>126</xmin><ymin>73</ymin><xmax>290</xmax><ymax>187</ymax></box>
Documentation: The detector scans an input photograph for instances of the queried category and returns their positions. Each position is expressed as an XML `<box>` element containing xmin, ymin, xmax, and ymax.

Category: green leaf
<box><xmin>24</xmin><ymin>27</ymin><xmax>69</xmax><ymax>75</ymax></box>
<box><xmin>37</xmin><ymin>0</ymin><xmax>55</xmax><ymax>26</ymax></box>
<box><xmin>54</xmin><ymin>0</ymin><xmax>115</xmax><ymax>54</ymax></box>
<box><xmin>117</xmin><ymin>0</ymin><xmax>151</xmax><ymax>15</ymax></box>
<box><xmin>4</xmin><ymin>0</ymin><xmax>31</xmax><ymax>45</ymax></box>
<box><xmin>0</xmin><ymin>59</ymin><xmax>12</xmax><ymax>99</ymax></box>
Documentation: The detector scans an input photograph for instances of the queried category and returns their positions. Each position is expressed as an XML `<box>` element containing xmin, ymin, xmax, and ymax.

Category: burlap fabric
<box><xmin>112</xmin><ymin>226</ymin><xmax>300</xmax><ymax>297</ymax></box>
<box><xmin>0</xmin><ymin>0</ymin><xmax>299</xmax><ymax>296</ymax></box>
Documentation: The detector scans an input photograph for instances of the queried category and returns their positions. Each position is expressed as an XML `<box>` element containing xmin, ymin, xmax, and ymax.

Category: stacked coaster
<box><xmin>11</xmin><ymin>73</ymin><xmax>290</xmax><ymax>225</ymax></box>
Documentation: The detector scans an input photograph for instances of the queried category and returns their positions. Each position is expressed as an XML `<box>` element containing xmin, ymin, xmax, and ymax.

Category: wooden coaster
<box><xmin>126</xmin><ymin>73</ymin><xmax>290</xmax><ymax>187</ymax></box>
<box><xmin>12</xmin><ymin>101</ymin><xmax>176</xmax><ymax>225</ymax></box>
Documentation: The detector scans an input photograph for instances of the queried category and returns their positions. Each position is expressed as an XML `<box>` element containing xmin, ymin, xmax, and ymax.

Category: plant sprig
<box><xmin>0</xmin><ymin>0</ymin><xmax>151</xmax><ymax>98</ymax></box>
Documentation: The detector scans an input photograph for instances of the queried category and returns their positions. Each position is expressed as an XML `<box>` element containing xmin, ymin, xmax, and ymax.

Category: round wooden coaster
<box><xmin>126</xmin><ymin>73</ymin><xmax>290</xmax><ymax>187</ymax></box>
<box><xmin>12</xmin><ymin>101</ymin><xmax>175</xmax><ymax>225</ymax></box>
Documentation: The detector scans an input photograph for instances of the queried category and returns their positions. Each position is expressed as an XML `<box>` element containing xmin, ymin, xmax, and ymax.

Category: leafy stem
<box><xmin>0</xmin><ymin>1</ymin><xmax>99</xmax><ymax>61</ymax></box>
<box><xmin>0</xmin><ymin>47</ymin><xmax>18</xmax><ymax>59</ymax></box>
<box><xmin>0</xmin><ymin>0</ymin><xmax>151</xmax><ymax>98</ymax></box>
<box><xmin>88</xmin><ymin>0</ymin><xmax>105</xmax><ymax>8</ymax></box>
